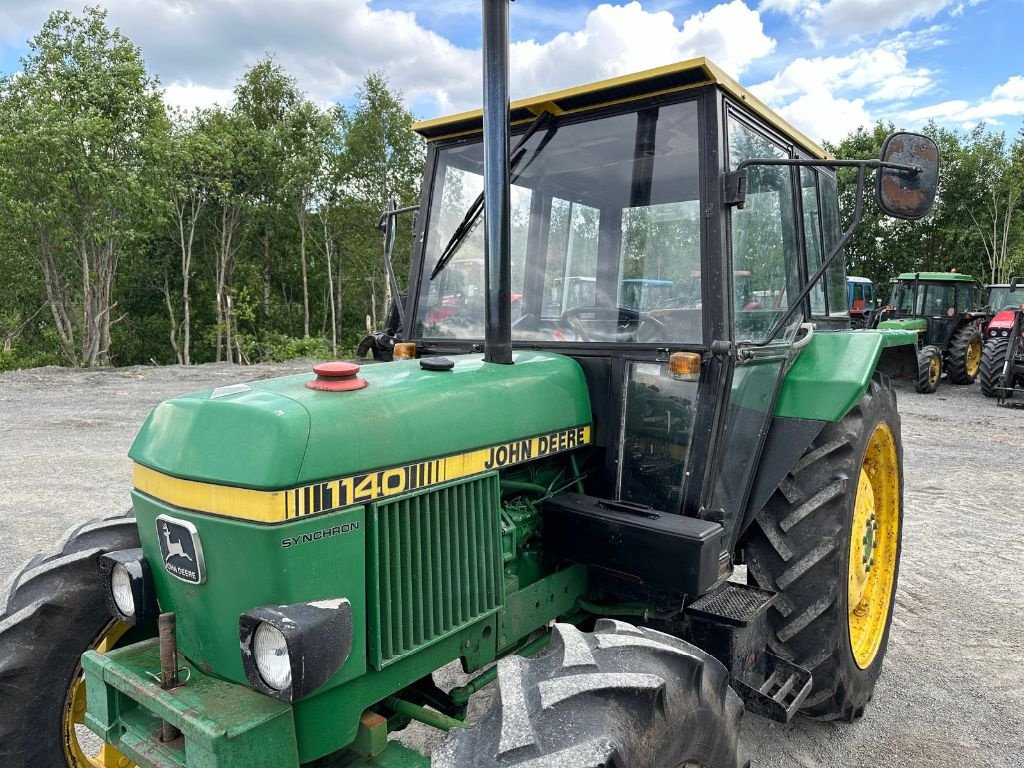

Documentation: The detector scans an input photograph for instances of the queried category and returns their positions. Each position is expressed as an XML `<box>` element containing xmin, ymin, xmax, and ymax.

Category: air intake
<box><xmin>367</xmin><ymin>473</ymin><xmax>504</xmax><ymax>668</ymax></box>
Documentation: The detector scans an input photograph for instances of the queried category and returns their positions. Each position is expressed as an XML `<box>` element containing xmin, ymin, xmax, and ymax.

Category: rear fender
<box><xmin>772</xmin><ymin>329</ymin><xmax>916</xmax><ymax>422</ymax></box>
<box><xmin>735</xmin><ymin>329</ymin><xmax>914</xmax><ymax>546</ymax></box>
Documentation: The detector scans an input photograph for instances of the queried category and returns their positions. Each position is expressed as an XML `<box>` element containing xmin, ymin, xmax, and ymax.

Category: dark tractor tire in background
<box><xmin>435</xmin><ymin>620</ymin><xmax>748</xmax><ymax>768</ymax></box>
<box><xmin>0</xmin><ymin>511</ymin><xmax>139</xmax><ymax>768</ymax></box>
<box><xmin>979</xmin><ymin>337</ymin><xmax>1009</xmax><ymax>398</ymax></box>
<box><xmin>915</xmin><ymin>345</ymin><xmax>941</xmax><ymax>393</ymax></box>
<box><xmin>946</xmin><ymin>324</ymin><xmax>983</xmax><ymax>384</ymax></box>
<box><xmin>745</xmin><ymin>376</ymin><xmax>903</xmax><ymax>721</ymax></box>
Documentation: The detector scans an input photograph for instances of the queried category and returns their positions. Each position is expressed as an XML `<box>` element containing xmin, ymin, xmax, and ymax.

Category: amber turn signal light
<box><xmin>669</xmin><ymin>352</ymin><xmax>701</xmax><ymax>381</ymax></box>
<box><xmin>393</xmin><ymin>342</ymin><xmax>417</xmax><ymax>360</ymax></box>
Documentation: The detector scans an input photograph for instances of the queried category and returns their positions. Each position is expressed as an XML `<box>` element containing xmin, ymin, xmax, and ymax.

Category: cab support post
<box><xmin>481</xmin><ymin>0</ymin><xmax>513</xmax><ymax>365</ymax></box>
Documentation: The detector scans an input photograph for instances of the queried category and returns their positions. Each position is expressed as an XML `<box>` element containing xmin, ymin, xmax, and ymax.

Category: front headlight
<box><xmin>253</xmin><ymin>623</ymin><xmax>292</xmax><ymax>690</ymax></box>
<box><xmin>110</xmin><ymin>563</ymin><xmax>136</xmax><ymax>618</ymax></box>
<box><xmin>99</xmin><ymin>549</ymin><xmax>158</xmax><ymax>625</ymax></box>
<box><xmin>239</xmin><ymin>598</ymin><xmax>354</xmax><ymax>702</ymax></box>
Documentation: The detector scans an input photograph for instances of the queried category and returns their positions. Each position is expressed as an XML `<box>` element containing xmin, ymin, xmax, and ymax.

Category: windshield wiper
<box><xmin>430</xmin><ymin>110</ymin><xmax>555</xmax><ymax>280</ymax></box>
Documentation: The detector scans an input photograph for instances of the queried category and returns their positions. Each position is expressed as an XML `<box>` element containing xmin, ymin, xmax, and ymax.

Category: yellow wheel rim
<box><xmin>62</xmin><ymin>621</ymin><xmax>136</xmax><ymax>768</ymax></box>
<box><xmin>966</xmin><ymin>336</ymin><xmax>982</xmax><ymax>377</ymax></box>
<box><xmin>927</xmin><ymin>354</ymin><xmax>940</xmax><ymax>386</ymax></box>
<box><xmin>847</xmin><ymin>423</ymin><xmax>900</xmax><ymax>670</ymax></box>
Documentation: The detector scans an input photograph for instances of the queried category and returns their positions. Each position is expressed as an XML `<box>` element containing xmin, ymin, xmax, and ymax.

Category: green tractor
<box><xmin>0</xmin><ymin>7</ymin><xmax>940</xmax><ymax>768</ymax></box>
<box><xmin>874</xmin><ymin>271</ymin><xmax>986</xmax><ymax>393</ymax></box>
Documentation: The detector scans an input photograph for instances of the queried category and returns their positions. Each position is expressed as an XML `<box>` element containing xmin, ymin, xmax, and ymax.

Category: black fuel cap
<box><xmin>420</xmin><ymin>356</ymin><xmax>455</xmax><ymax>371</ymax></box>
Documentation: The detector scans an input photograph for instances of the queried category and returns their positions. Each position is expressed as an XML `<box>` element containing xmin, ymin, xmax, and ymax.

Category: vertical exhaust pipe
<box><xmin>482</xmin><ymin>0</ymin><xmax>513</xmax><ymax>365</ymax></box>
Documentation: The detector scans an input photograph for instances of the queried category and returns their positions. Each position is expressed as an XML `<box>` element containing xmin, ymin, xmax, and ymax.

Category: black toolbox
<box><xmin>541</xmin><ymin>493</ymin><xmax>723</xmax><ymax>595</ymax></box>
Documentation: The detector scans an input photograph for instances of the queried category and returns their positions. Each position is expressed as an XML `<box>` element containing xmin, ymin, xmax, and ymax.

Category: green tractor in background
<box><xmin>874</xmin><ymin>271</ymin><xmax>986</xmax><ymax>393</ymax></box>
<box><xmin>0</xmin><ymin>6</ymin><xmax>940</xmax><ymax>768</ymax></box>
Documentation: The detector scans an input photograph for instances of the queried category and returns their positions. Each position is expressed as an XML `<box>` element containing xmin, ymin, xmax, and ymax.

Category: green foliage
<box><xmin>0</xmin><ymin>10</ymin><xmax>425</xmax><ymax>371</ymax></box>
<box><xmin>0</xmin><ymin>6</ymin><xmax>168</xmax><ymax>366</ymax></box>
<box><xmin>826</xmin><ymin>120</ymin><xmax>1024</xmax><ymax>293</ymax></box>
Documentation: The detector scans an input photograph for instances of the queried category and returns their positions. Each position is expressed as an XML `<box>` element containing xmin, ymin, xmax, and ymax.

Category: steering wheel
<box><xmin>559</xmin><ymin>305</ymin><xmax>666</xmax><ymax>343</ymax></box>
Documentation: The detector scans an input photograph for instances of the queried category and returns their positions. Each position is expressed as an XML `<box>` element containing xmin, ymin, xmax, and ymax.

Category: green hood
<box><xmin>129</xmin><ymin>351</ymin><xmax>592</xmax><ymax>490</ymax></box>
<box><xmin>878</xmin><ymin>317</ymin><xmax>927</xmax><ymax>332</ymax></box>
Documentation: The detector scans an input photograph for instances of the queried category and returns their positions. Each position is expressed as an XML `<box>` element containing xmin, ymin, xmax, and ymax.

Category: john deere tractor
<box><xmin>874</xmin><ymin>271</ymin><xmax>985</xmax><ymax>393</ymax></box>
<box><xmin>0</xmin><ymin>6</ymin><xmax>940</xmax><ymax>768</ymax></box>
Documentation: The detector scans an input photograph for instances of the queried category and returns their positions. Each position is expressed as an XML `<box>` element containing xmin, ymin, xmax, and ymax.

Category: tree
<box><xmin>960</xmin><ymin>128</ymin><xmax>1024</xmax><ymax>283</ymax></box>
<box><xmin>281</xmin><ymin>100</ymin><xmax>333</xmax><ymax>338</ymax></box>
<box><xmin>233</xmin><ymin>57</ymin><xmax>299</xmax><ymax>336</ymax></box>
<box><xmin>163</xmin><ymin>108</ymin><xmax>225</xmax><ymax>364</ymax></box>
<box><xmin>0</xmin><ymin>6</ymin><xmax>168</xmax><ymax>366</ymax></box>
<box><xmin>336</xmin><ymin>73</ymin><xmax>425</xmax><ymax>321</ymax></box>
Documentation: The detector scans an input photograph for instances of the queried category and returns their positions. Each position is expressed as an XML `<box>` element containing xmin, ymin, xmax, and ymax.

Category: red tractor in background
<box><xmin>980</xmin><ymin>277</ymin><xmax>1024</xmax><ymax>403</ymax></box>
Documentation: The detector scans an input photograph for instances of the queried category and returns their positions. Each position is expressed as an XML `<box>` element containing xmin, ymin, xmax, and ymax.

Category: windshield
<box><xmin>415</xmin><ymin>101</ymin><xmax>703</xmax><ymax>344</ymax></box>
<box><xmin>988</xmin><ymin>286</ymin><xmax>1022</xmax><ymax>311</ymax></box>
<box><xmin>894</xmin><ymin>282</ymin><xmax>958</xmax><ymax>315</ymax></box>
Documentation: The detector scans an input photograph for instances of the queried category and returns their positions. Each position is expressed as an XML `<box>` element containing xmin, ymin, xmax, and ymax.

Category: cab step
<box><xmin>684</xmin><ymin>581</ymin><xmax>810</xmax><ymax>723</ymax></box>
<box><xmin>731</xmin><ymin>651</ymin><xmax>812</xmax><ymax>722</ymax></box>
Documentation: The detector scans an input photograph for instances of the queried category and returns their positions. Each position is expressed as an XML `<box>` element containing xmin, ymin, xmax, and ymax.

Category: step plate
<box><xmin>687</xmin><ymin>582</ymin><xmax>776</xmax><ymax>627</ymax></box>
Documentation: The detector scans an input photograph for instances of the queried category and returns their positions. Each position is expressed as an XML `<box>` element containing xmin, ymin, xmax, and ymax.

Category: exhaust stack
<box><xmin>481</xmin><ymin>0</ymin><xmax>513</xmax><ymax>365</ymax></box>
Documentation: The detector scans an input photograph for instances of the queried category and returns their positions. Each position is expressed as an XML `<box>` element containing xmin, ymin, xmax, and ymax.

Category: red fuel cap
<box><xmin>306</xmin><ymin>361</ymin><xmax>368</xmax><ymax>392</ymax></box>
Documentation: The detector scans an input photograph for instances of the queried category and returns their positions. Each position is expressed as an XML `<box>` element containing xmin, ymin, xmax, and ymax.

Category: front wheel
<box><xmin>435</xmin><ymin>620</ymin><xmax>748</xmax><ymax>768</ymax></box>
<box><xmin>0</xmin><ymin>512</ymin><xmax>140</xmax><ymax>768</ymax></box>
<box><xmin>745</xmin><ymin>376</ymin><xmax>903</xmax><ymax>720</ymax></box>
<box><xmin>915</xmin><ymin>345</ymin><xmax>941</xmax><ymax>393</ymax></box>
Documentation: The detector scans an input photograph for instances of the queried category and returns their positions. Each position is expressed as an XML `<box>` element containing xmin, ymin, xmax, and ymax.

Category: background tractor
<box><xmin>874</xmin><ymin>271</ymin><xmax>985</xmax><ymax>393</ymax></box>
<box><xmin>0</xmin><ymin>5</ymin><xmax>939</xmax><ymax>768</ymax></box>
<box><xmin>980</xmin><ymin>278</ymin><xmax>1024</xmax><ymax>402</ymax></box>
<box><xmin>847</xmin><ymin>276</ymin><xmax>878</xmax><ymax>328</ymax></box>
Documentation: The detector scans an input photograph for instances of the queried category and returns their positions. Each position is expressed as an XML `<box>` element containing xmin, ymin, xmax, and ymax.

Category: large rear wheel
<box><xmin>0</xmin><ymin>512</ymin><xmax>140</xmax><ymax>768</ymax></box>
<box><xmin>979</xmin><ymin>337</ymin><xmax>1009</xmax><ymax>398</ymax></box>
<box><xmin>946</xmin><ymin>324</ymin><xmax>982</xmax><ymax>384</ymax></box>
<box><xmin>435</xmin><ymin>620</ymin><xmax>748</xmax><ymax>768</ymax></box>
<box><xmin>745</xmin><ymin>376</ymin><xmax>903</xmax><ymax>720</ymax></box>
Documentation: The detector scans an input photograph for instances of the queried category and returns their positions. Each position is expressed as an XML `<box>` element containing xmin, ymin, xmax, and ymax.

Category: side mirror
<box><xmin>876</xmin><ymin>132</ymin><xmax>940</xmax><ymax>220</ymax></box>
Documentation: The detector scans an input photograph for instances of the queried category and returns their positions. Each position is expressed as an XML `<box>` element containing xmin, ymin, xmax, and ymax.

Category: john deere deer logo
<box><xmin>156</xmin><ymin>515</ymin><xmax>205</xmax><ymax>584</ymax></box>
<box><xmin>162</xmin><ymin>523</ymin><xmax>193</xmax><ymax>563</ymax></box>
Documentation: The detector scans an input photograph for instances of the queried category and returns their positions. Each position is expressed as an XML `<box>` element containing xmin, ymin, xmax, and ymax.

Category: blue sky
<box><xmin>2</xmin><ymin>1</ymin><xmax>1023</xmax><ymax>143</ymax></box>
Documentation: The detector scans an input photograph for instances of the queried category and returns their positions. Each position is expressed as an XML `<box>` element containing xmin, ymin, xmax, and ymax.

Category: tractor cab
<box><xmin>406</xmin><ymin>58</ymin><xmax>871</xmax><ymax>518</ymax></box>
<box><xmin>876</xmin><ymin>271</ymin><xmax>986</xmax><ymax>392</ymax></box>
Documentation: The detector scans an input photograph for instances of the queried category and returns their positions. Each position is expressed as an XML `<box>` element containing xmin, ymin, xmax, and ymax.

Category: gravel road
<box><xmin>1</xmin><ymin>362</ymin><xmax>1021</xmax><ymax>767</ymax></box>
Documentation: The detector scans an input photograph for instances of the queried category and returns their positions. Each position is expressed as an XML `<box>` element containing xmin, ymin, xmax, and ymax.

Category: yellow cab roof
<box><xmin>412</xmin><ymin>57</ymin><xmax>830</xmax><ymax>160</ymax></box>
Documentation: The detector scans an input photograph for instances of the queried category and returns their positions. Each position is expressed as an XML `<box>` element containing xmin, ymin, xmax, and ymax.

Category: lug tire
<box><xmin>979</xmin><ymin>337</ymin><xmax>1009</xmax><ymax>398</ymax></box>
<box><xmin>745</xmin><ymin>376</ymin><xmax>903</xmax><ymax>721</ymax></box>
<box><xmin>915</xmin><ymin>346</ymin><xmax>941</xmax><ymax>394</ymax></box>
<box><xmin>435</xmin><ymin>620</ymin><xmax>748</xmax><ymax>768</ymax></box>
<box><xmin>0</xmin><ymin>511</ymin><xmax>139</xmax><ymax>768</ymax></box>
<box><xmin>945</xmin><ymin>324</ymin><xmax>982</xmax><ymax>384</ymax></box>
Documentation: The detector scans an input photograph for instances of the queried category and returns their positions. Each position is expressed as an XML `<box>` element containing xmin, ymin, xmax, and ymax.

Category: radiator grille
<box><xmin>367</xmin><ymin>473</ymin><xmax>503</xmax><ymax>668</ymax></box>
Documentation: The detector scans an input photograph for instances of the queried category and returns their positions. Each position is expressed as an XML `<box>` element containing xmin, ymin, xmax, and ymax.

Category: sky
<box><xmin>1</xmin><ymin>0</ymin><xmax>1022</xmax><ymax>145</ymax></box>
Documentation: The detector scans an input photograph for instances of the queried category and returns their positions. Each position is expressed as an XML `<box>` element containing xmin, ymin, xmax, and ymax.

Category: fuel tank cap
<box><xmin>306</xmin><ymin>361</ymin><xmax>368</xmax><ymax>391</ymax></box>
<box><xmin>420</xmin><ymin>356</ymin><xmax>455</xmax><ymax>371</ymax></box>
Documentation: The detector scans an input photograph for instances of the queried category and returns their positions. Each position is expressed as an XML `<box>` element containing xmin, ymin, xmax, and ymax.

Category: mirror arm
<box><xmin>725</xmin><ymin>157</ymin><xmax>921</xmax><ymax>210</ymax></box>
<box><xmin>748</xmin><ymin>164</ymin><xmax>868</xmax><ymax>347</ymax></box>
<box><xmin>377</xmin><ymin>198</ymin><xmax>420</xmax><ymax>331</ymax></box>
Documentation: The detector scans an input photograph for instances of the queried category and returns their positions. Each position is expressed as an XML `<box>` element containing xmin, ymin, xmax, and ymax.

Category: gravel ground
<box><xmin>1</xmin><ymin>362</ymin><xmax>1021</xmax><ymax>767</ymax></box>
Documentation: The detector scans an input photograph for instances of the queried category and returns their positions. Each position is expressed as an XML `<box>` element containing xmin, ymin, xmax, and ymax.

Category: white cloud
<box><xmin>750</xmin><ymin>39</ymin><xmax>934</xmax><ymax>141</ymax></box>
<box><xmin>0</xmin><ymin>1</ymin><xmax>775</xmax><ymax>119</ymax></box>
<box><xmin>760</xmin><ymin>0</ymin><xmax>961</xmax><ymax>46</ymax></box>
<box><xmin>900</xmin><ymin>75</ymin><xmax>1024</xmax><ymax>126</ymax></box>
<box><xmin>509</xmin><ymin>2</ymin><xmax>775</xmax><ymax>100</ymax></box>
<box><xmin>163</xmin><ymin>82</ymin><xmax>235</xmax><ymax>114</ymax></box>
